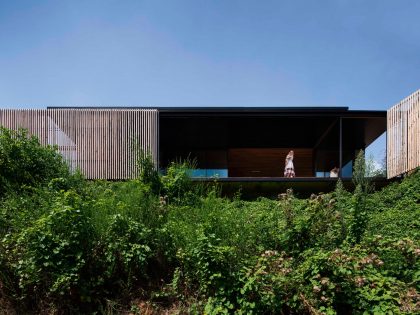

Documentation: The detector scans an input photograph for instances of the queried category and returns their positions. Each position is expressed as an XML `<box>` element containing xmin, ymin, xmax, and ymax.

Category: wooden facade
<box><xmin>387</xmin><ymin>90</ymin><xmax>420</xmax><ymax>179</ymax></box>
<box><xmin>0</xmin><ymin>109</ymin><xmax>48</xmax><ymax>145</ymax></box>
<box><xmin>0</xmin><ymin>106</ymin><xmax>391</xmax><ymax>180</ymax></box>
<box><xmin>0</xmin><ymin>109</ymin><xmax>158</xmax><ymax>179</ymax></box>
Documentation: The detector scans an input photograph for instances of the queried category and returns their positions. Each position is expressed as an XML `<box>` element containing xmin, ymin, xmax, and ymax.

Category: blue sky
<box><xmin>0</xmin><ymin>0</ymin><xmax>419</xmax><ymax>110</ymax></box>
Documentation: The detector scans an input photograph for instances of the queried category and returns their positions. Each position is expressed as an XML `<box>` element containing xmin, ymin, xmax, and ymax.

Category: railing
<box><xmin>387</xmin><ymin>90</ymin><xmax>420</xmax><ymax>178</ymax></box>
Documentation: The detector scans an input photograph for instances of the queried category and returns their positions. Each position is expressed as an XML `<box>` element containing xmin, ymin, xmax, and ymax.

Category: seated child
<box><xmin>330</xmin><ymin>167</ymin><xmax>339</xmax><ymax>178</ymax></box>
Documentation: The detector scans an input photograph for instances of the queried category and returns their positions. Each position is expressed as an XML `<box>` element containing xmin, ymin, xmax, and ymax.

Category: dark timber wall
<box><xmin>228</xmin><ymin>148</ymin><xmax>313</xmax><ymax>177</ymax></box>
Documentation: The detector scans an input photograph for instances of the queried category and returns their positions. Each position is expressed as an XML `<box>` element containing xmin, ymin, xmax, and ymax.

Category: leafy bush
<box><xmin>366</xmin><ymin>169</ymin><xmax>420</xmax><ymax>241</ymax></box>
<box><xmin>162</xmin><ymin>160</ymin><xmax>197</xmax><ymax>204</ymax></box>
<box><xmin>175</xmin><ymin>233</ymin><xmax>236</xmax><ymax>298</ymax></box>
<box><xmin>97</xmin><ymin>214</ymin><xmax>153</xmax><ymax>290</ymax></box>
<box><xmin>236</xmin><ymin>250</ymin><xmax>293</xmax><ymax>314</ymax></box>
<box><xmin>1</xmin><ymin>191</ymin><xmax>93</xmax><ymax>311</ymax></box>
<box><xmin>0</xmin><ymin>128</ymin><xmax>419</xmax><ymax>314</ymax></box>
<box><xmin>0</xmin><ymin>127</ymin><xmax>70</xmax><ymax>196</ymax></box>
<box><xmin>136</xmin><ymin>150</ymin><xmax>162</xmax><ymax>195</ymax></box>
<box><xmin>294</xmin><ymin>246</ymin><xmax>413</xmax><ymax>315</ymax></box>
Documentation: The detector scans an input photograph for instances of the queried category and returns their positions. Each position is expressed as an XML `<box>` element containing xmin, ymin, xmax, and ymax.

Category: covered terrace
<box><xmin>159</xmin><ymin>107</ymin><xmax>386</xmax><ymax>196</ymax></box>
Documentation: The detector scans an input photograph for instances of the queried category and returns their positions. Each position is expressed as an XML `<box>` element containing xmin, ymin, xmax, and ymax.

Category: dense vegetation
<box><xmin>0</xmin><ymin>127</ymin><xmax>419</xmax><ymax>314</ymax></box>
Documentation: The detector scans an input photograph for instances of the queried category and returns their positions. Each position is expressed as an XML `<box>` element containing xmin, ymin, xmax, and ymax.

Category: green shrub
<box><xmin>1</xmin><ymin>129</ymin><xmax>419</xmax><ymax>314</ymax></box>
<box><xmin>0</xmin><ymin>127</ymin><xmax>70</xmax><ymax>196</ymax></box>
<box><xmin>1</xmin><ymin>191</ymin><xmax>92</xmax><ymax>309</ymax></box>
<box><xmin>136</xmin><ymin>150</ymin><xmax>162</xmax><ymax>195</ymax></box>
<box><xmin>365</xmin><ymin>169</ymin><xmax>420</xmax><ymax>241</ymax></box>
<box><xmin>280</xmin><ymin>191</ymin><xmax>346</xmax><ymax>254</ymax></box>
<box><xmin>162</xmin><ymin>160</ymin><xmax>197</xmax><ymax>204</ymax></box>
<box><xmin>236</xmin><ymin>250</ymin><xmax>293</xmax><ymax>314</ymax></box>
<box><xmin>98</xmin><ymin>214</ymin><xmax>153</xmax><ymax>290</ymax></box>
<box><xmin>176</xmin><ymin>233</ymin><xmax>236</xmax><ymax>296</ymax></box>
<box><xmin>295</xmin><ymin>245</ymin><xmax>419</xmax><ymax>314</ymax></box>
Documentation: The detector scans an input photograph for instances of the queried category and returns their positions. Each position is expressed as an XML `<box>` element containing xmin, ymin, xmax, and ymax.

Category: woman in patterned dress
<box><xmin>284</xmin><ymin>150</ymin><xmax>295</xmax><ymax>178</ymax></box>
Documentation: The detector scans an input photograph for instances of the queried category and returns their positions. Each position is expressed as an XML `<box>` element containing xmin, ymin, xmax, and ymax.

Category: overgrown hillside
<box><xmin>0</xmin><ymin>127</ymin><xmax>419</xmax><ymax>314</ymax></box>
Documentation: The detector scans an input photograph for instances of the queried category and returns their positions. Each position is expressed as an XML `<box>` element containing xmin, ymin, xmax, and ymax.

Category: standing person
<box><xmin>284</xmin><ymin>150</ymin><xmax>295</xmax><ymax>178</ymax></box>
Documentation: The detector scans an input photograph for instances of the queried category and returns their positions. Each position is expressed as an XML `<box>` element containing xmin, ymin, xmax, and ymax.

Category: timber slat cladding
<box><xmin>387</xmin><ymin>90</ymin><xmax>420</xmax><ymax>179</ymax></box>
<box><xmin>228</xmin><ymin>148</ymin><xmax>313</xmax><ymax>177</ymax></box>
<box><xmin>0</xmin><ymin>109</ymin><xmax>48</xmax><ymax>145</ymax></box>
<box><xmin>0</xmin><ymin>109</ymin><xmax>158</xmax><ymax>180</ymax></box>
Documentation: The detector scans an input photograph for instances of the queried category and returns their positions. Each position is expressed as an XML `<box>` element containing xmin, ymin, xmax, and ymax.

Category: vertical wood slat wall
<box><xmin>0</xmin><ymin>109</ymin><xmax>48</xmax><ymax>145</ymax></box>
<box><xmin>0</xmin><ymin>109</ymin><xmax>159</xmax><ymax>180</ymax></box>
<box><xmin>387</xmin><ymin>89</ymin><xmax>420</xmax><ymax>179</ymax></box>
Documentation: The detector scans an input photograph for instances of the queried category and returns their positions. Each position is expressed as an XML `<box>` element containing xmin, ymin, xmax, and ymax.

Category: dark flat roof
<box><xmin>157</xmin><ymin>106</ymin><xmax>350</xmax><ymax>112</ymax></box>
<box><xmin>47</xmin><ymin>106</ymin><xmax>386</xmax><ymax>117</ymax></box>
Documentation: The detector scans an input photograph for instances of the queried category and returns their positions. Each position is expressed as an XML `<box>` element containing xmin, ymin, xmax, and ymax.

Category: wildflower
<box><xmin>313</xmin><ymin>285</ymin><xmax>321</xmax><ymax>293</ymax></box>
<box><xmin>281</xmin><ymin>268</ymin><xmax>292</xmax><ymax>274</ymax></box>
<box><xmin>262</xmin><ymin>250</ymin><xmax>277</xmax><ymax>257</ymax></box>
<box><xmin>320</xmin><ymin>278</ymin><xmax>329</xmax><ymax>286</ymax></box>
<box><xmin>159</xmin><ymin>196</ymin><xmax>167</xmax><ymax>207</ymax></box>
<box><xmin>375</xmin><ymin>259</ymin><xmax>384</xmax><ymax>267</ymax></box>
<box><xmin>406</xmin><ymin>288</ymin><xmax>418</xmax><ymax>298</ymax></box>
<box><xmin>355</xmin><ymin>276</ymin><xmax>365</xmax><ymax>287</ymax></box>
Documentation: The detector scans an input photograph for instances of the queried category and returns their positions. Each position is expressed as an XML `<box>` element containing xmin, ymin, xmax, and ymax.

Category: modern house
<box><xmin>158</xmin><ymin>107</ymin><xmax>386</xmax><ymax>178</ymax></box>
<box><xmin>1</xmin><ymin>89</ymin><xmax>418</xmax><ymax>196</ymax></box>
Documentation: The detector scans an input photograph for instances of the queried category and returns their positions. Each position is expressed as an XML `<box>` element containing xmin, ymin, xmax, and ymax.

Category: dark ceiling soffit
<box><xmin>159</xmin><ymin>112</ymin><xmax>386</xmax><ymax>118</ymax></box>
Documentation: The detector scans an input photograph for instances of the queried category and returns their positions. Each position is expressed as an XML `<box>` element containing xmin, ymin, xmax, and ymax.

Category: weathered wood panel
<box><xmin>228</xmin><ymin>148</ymin><xmax>313</xmax><ymax>177</ymax></box>
<box><xmin>387</xmin><ymin>89</ymin><xmax>420</xmax><ymax>178</ymax></box>
<box><xmin>0</xmin><ymin>109</ymin><xmax>48</xmax><ymax>145</ymax></box>
<box><xmin>0</xmin><ymin>109</ymin><xmax>158</xmax><ymax>179</ymax></box>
